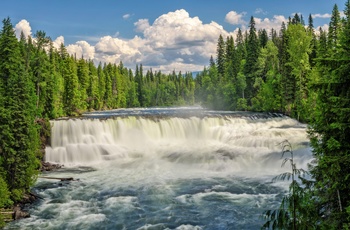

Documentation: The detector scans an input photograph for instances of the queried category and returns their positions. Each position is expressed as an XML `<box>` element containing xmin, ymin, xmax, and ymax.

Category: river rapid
<box><xmin>6</xmin><ymin>107</ymin><xmax>311</xmax><ymax>230</ymax></box>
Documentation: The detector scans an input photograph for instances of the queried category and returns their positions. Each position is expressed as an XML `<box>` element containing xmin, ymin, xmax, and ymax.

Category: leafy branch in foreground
<box><xmin>261</xmin><ymin>140</ymin><xmax>314</xmax><ymax>230</ymax></box>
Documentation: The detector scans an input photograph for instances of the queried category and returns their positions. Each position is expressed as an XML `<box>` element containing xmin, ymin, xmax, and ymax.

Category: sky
<box><xmin>0</xmin><ymin>0</ymin><xmax>346</xmax><ymax>73</ymax></box>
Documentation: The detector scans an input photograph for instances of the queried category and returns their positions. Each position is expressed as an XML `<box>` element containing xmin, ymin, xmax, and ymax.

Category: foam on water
<box><xmin>7</xmin><ymin>112</ymin><xmax>312</xmax><ymax>229</ymax></box>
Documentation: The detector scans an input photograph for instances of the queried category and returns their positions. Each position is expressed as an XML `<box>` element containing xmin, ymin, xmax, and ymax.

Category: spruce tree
<box><xmin>87</xmin><ymin>59</ymin><xmax>99</xmax><ymax>110</ymax></box>
<box><xmin>328</xmin><ymin>4</ymin><xmax>342</xmax><ymax>52</ymax></box>
<box><xmin>97</xmin><ymin>62</ymin><xmax>105</xmax><ymax>109</ymax></box>
<box><xmin>286</xmin><ymin>23</ymin><xmax>312</xmax><ymax>120</ymax></box>
<box><xmin>244</xmin><ymin>16</ymin><xmax>259</xmax><ymax>104</ymax></box>
<box><xmin>216</xmin><ymin>34</ymin><xmax>226</xmax><ymax>80</ymax></box>
<box><xmin>0</xmin><ymin>18</ymin><xmax>40</xmax><ymax>201</ymax></box>
<box><xmin>308</xmin><ymin>1</ymin><xmax>350</xmax><ymax>227</ymax></box>
<box><xmin>63</xmin><ymin>56</ymin><xmax>80</xmax><ymax>115</ymax></box>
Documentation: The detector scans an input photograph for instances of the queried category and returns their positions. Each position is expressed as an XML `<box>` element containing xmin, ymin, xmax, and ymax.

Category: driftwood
<box><xmin>39</xmin><ymin>176</ymin><xmax>74</xmax><ymax>181</ymax></box>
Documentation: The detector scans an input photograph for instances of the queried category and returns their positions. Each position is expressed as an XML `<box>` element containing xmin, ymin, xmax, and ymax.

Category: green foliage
<box><xmin>0</xmin><ymin>17</ymin><xmax>41</xmax><ymax>205</ymax></box>
<box><xmin>0</xmin><ymin>176</ymin><xmax>12</xmax><ymax>207</ymax></box>
<box><xmin>262</xmin><ymin>141</ymin><xmax>315</xmax><ymax>230</ymax></box>
<box><xmin>1</xmin><ymin>3</ymin><xmax>350</xmax><ymax>226</ymax></box>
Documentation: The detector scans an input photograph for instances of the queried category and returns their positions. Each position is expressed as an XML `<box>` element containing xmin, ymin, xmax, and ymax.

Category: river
<box><xmin>6</xmin><ymin>107</ymin><xmax>311</xmax><ymax>229</ymax></box>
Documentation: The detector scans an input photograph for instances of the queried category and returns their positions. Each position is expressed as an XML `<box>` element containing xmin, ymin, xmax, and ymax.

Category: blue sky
<box><xmin>0</xmin><ymin>0</ymin><xmax>345</xmax><ymax>72</ymax></box>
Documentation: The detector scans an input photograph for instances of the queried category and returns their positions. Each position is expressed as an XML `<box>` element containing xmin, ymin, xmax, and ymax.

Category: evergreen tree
<box><xmin>87</xmin><ymin>60</ymin><xmax>99</xmax><ymax>110</ymax></box>
<box><xmin>308</xmin><ymin>14</ymin><xmax>317</xmax><ymax>67</ymax></box>
<box><xmin>258</xmin><ymin>29</ymin><xmax>268</xmax><ymax>48</ymax></box>
<box><xmin>76</xmin><ymin>58</ymin><xmax>89</xmax><ymax>110</ymax></box>
<box><xmin>308</xmin><ymin>0</ymin><xmax>350</xmax><ymax>227</ymax></box>
<box><xmin>46</xmin><ymin>42</ymin><xmax>64</xmax><ymax>118</ymax></box>
<box><xmin>318</xmin><ymin>27</ymin><xmax>328</xmax><ymax>58</ymax></box>
<box><xmin>244</xmin><ymin>16</ymin><xmax>260</xmax><ymax>104</ymax></box>
<box><xmin>32</xmin><ymin>31</ymin><xmax>50</xmax><ymax>116</ymax></box>
<box><xmin>216</xmin><ymin>34</ymin><xmax>226</xmax><ymax>80</ymax></box>
<box><xmin>97</xmin><ymin>62</ymin><xmax>105</xmax><ymax>109</ymax></box>
<box><xmin>286</xmin><ymin>23</ymin><xmax>312</xmax><ymax>120</ymax></box>
<box><xmin>328</xmin><ymin>4</ymin><xmax>342</xmax><ymax>52</ymax></box>
<box><xmin>0</xmin><ymin>18</ymin><xmax>40</xmax><ymax>201</ymax></box>
<box><xmin>278</xmin><ymin>22</ymin><xmax>295</xmax><ymax>116</ymax></box>
<box><xmin>63</xmin><ymin>56</ymin><xmax>80</xmax><ymax>115</ymax></box>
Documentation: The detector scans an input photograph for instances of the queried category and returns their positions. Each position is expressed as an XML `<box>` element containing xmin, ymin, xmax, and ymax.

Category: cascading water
<box><xmin>7</xmin><ymin>108</ymin><xmax>312</xmax><ymax>230</ymax></box>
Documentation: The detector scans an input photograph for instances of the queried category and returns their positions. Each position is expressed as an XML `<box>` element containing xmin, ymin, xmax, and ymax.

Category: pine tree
<box><xmin>225</xmin><ymin>36</ymin><xmax>235</xmax><ymax>81</ymax></box>
<box><xmin>318</xmin><ymin>27</ymin><xmax>328</xmax><ymax>58</ymax></box>
<box><xmin>32</xmin><ymin>31</ymin><xmax>50</xmax><ymax>116</ymax></box>
<box><xmin>286</xmin><ymin>23</ymin><xmax>312</xmax><ymax>120</ymax></box>
<box><xmin>308</xmin><ymin>14</ymin><xmax>317</xmax><ymax>67</ymax></box>
<box><xmin>278</xmin><ymin>22</ymin><xmax>295</xmax><ymax>116</ymax></box>
<box><xmin>0</xmin><ymin>18</ymin><xmax>40</xmax><ymax>201</ymax></box>
<box><xmin>216</xmin><ymin>34</ymin><xmax>226</xmax><ymax>80</ymax></box>
<box><xmin>63</xmin><ymin>56</ymin><xmax>80</xmax><ymax>115</ymax></box>
<box><xmin>244</xmin><ymin>16</ymin><xmax>260</xmax><ymax>104</ymax></box>
<box><xmin>76</xmin><ymin>58</ymin><xmax>89</xmax><ymax>110</ymax></box>
<box><xmin>87</xmin><ymin>60</ymin><xmax>99</xmax><ymax>110</ymax></box>
<box><xmin>97</xmin><ymin>62</ymin><xmax>105</xmax><ymax>109</ymax></box>
<box><xmin>328</xmin><ymin>4</ymin><xmax>342</xmax><ymax>52</ymax></box>
<box><xmin>308</xmin><ymin>1</ymin><xmax>350</xmax><ymax>227</ymax></box>
<box><xmin>258</xmin><ymin>29</ymin><xmax>268</xmax><ymax>48</ymax></box>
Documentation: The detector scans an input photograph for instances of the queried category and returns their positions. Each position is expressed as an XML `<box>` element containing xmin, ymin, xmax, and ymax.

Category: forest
<box><xmin>0</xmin><ymin>0</ymin><xmax>350</xmax><ymax>228</ymax></box>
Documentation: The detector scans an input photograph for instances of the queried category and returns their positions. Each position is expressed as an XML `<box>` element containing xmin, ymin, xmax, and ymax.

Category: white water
<box><xmin>8</xmin><ymin>113</ymin><xmax>311</xmax><ymax>229</ymax></box>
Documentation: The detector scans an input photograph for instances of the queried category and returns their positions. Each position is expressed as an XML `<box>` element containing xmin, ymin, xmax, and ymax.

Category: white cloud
<box><xmin>340</xmin><ymin>11</ymin><xmax>345</xmax><ymax>18</ymax></box>
<box><xmin>315</xmin><ymin>24</ymin><xmax>329</xmax><ymax>35</ymax></box>
<box><xmin>254</xmin><ymin>15</ymin><xmax>288</xmax><ymax>31</ymax></box>
<box><xmin>134</xmin><ymin>19</ymin><xmax>150</xmax><ymax>33</ymax></box>
<box><xmin>255</xmin><ymin>8</ymin><xmax>267</xmax><ymax>15</ymax></box>
<box><xmin>92</xmin><ymin>9</ymin><xmax>232</xmax><ymax>72</ymax></box>
<box><xmin>12</xmin><ymin>11</ymin><xmax>300</xmax><ymax>73</ymax></box>
<box><xmin>14</xmin><ymin>19</ymin><xmax>32</xmax><ymax>39</ymax></box>
<box><xmin>66</xmin><ymin>40</ymin><xmax>95</xmax><ymax>59</ymax></box>
<box><xmin>123</xmin><ymin>14</ymin><xmax>131</xmax><ymax>20</ymax></box>
<box><xmin>225</xmin><ymin>11</ymin><xmax>247</xmax><ymax>25</ymax></box>
<box><xmin>53</xmin><ymin>36</ymin><xmax>64</xmax><ymax>49</ymax></box>
<box><xmin>312</xmin><ymin>13</ymin><xmax>332</xmax><ymax>19</ymax></box>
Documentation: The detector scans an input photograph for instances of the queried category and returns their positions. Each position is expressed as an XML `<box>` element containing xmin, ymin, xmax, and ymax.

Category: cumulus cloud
<box><xmin>52</xmin><ymin>36</ymin><xmax>64</xmax><ymax>49</ymax></box>
<box><xmin>315</xmin><ymin>24</ymin><xmax>329</xmax><ymax>35</ymax></box>
<box><xmin>312</xmin><ymin>13</ymin><xmax>331</xmax><ymax>19</ymax></box>
<box><xmin>94</xmin><ymin>35</ymin><xmax>144</xmax><ymax>66</ymax></box>
<box><xmin>14</xmin><ymin>19</ymin><xmax>32</xmax><ymax>39</ymax></box>
<box><xmin>11</xmin><ymin>10</ymin><xmax>300</xmax><ymax>73</ymax></box>
<box><xmin>92</xmin><ymin>9</ymin><xmax>232</xmax><ymax>72</ymax></box>
<box><xmin>66</xmin><ymin>41</ymin><xmax>95</xmax><ymax>59</ymax></box>
<box><xmin>254</xmin><ymin>15</ymin><xmax>287</xmax><ymax>31</ymax></box>
<box><xmin>134</xmin><ymin>19</ymin><xmax>150</xmax><ymax>32</ymax></box>
<box><xmin>225</xmin><ymin>11</ymin><xmax>247</xmax><ymax>25</ymax></box>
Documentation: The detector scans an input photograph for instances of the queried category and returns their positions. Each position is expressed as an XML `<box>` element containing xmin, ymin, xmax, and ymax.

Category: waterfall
<box><xmin>11</xmin><ymin>111</ymin><xmax>312</xmax><ymax>229</ymax></box>
<box><xmin>45</xmin><ymin>116</ymin><xmax>309</xmax><ymax>175</ymax></box>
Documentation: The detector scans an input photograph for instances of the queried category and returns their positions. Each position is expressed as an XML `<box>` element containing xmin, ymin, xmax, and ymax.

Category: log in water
<box><xmin>7</xmin><ymin>108</ymin><xmax>312</xmax><ymax>230</ymax></box>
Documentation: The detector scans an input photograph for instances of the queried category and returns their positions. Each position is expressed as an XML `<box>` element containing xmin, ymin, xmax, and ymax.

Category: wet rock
<box><xmin>13</xmin><ymin>206</ymin><xmax>30</xmax><ymax>220</ymax></box>
<box><xmin>41</xmin><ymin>161</ymin><xmax>62</xmax><ymax>171</ymax></box>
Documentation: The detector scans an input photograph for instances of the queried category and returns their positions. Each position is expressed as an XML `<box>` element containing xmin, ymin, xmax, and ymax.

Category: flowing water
<box><xmin>7</xmin><ymin>107</ymin><xmax>311</xmax><ymax>230</ymax></box>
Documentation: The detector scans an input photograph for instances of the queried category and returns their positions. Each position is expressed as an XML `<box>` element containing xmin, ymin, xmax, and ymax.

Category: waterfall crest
<box><xmin>46</xmin><ymin>116</ymin><xmax>309</xmax><ymax>174</ymax></box>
